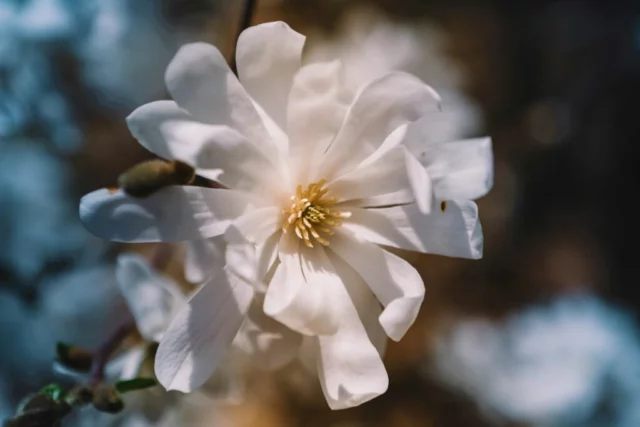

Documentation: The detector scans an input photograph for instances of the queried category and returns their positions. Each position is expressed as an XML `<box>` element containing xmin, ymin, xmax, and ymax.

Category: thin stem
<box><xmin>90</xmin><ymin>317</ymin><xmax>136</xmax><ymax>382</ymax></box>
<box><xmin>229</xmin><ymin>0</ymin><xmax>257</xmax><ymax>75</ymax></box>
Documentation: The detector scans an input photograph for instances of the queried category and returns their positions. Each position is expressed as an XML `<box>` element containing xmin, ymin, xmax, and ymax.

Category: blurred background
<box><xmin>1</xmin><ymin>0</ymin><xmax>640</xmax><ymax>426</ymax></box>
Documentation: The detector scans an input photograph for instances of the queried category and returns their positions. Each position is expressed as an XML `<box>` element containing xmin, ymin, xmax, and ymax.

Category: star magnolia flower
<box><xmin>109</xmin><ymin>253</ymin><xmax>241</xmax><ymax>408</ymax></box>
<box><xmin>80</xmin><ymin>21</ymin><xmax>492</xmax><ymax>409</ymax></box>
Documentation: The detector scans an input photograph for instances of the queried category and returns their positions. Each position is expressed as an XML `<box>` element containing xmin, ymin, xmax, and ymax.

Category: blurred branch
<box><xmin>90</xmin><ymin>318</ymin><xmax>135</xmax><ymax>382</ymax></box>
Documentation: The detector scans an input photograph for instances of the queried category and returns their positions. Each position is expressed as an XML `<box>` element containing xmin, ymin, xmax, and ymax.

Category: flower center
<box><xmin>282</xmin><ymin>179</ymin><xmax>351</xmax><ymax>248</ymax></box>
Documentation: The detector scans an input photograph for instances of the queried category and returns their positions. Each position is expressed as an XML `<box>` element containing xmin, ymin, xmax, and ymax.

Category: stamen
<box><xmin>281</xmin><ymin>179</ymin><xmax>350</xmax><ymax>247</ymax></box>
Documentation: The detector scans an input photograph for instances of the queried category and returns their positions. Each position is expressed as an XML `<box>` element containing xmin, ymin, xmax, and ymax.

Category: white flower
<box><xmin>431</xmin><ymin>293</ymin><xmax>640</xmax><ymax>427</ymax></box>
<box><xmin>80</xmin><ymin>21</ymin><xmax>492</xmax><ymax>409</ymax></box>
<box><xmin>111</xmin><ymin>253</ymin><xmax>240</xmax><ymax>397</ymax></box>
<box><xmin>306</xmin><ymin>6</ymin><xmax>485</xmax><ymax>154</ymax></box>
<box><xmin>101</xmin><ymin>253</ymin><xmax>241</xmax><ymax>426</ymax></box>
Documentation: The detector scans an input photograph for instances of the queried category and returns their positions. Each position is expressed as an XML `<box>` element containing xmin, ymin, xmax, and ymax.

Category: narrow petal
<box><xmin>331</xmin><ymin>232</ymin><xmax>425</xmax><ymax>341</ymax></box>
<box><xmin>327</xmin><ymin>251</ymin><xmax>387</xmax><ymax>357</ymax></box>
<box><xmin>401</xmin><ymin>115</ymin><xmax>493</xmax><ymax>200</ymax></box>
<box><xmin>331</xmin><ymin>145</ymin><xmax>431</xmax><ymax>212</ymax></box>
<box><xmin>154</xmin><ymin>270</ymin><xmax>254</xmax><ymax>392</ymax></box>
<box><xmin>423</xmin><ymin>137</ymin><xmax>493</xmax><ymax>200</ymax></box>
<box><xmin>164</xmin><ymin>42</ymin><xmax>281</xmax><ymax>163</ymax></box>
<box><xmin>233</xmin><ymin>296</ymin><xmax>303</xmax><ymax>370</ymax></box>
<box><xmin>223</xmin><ymin>224</ymin><xmax>281</xmax><ymax>292</ymax></box>
<box><xmin>229</xmin><ymin>206</ymin><xmax>281</xmax><ymax>245</ymax></box>
<box><xmin>236</xmin><ymin>21</ymin><xmax>305</xmax><ymax>134</ymax></box>
<box><xmin>287</xmin><ymin>60</ymin><xmax>351</xmax><ymax>181</ymax></box>
<box><xmin>342</xmin><ymin>201</ymin><xmax>483</xmax><ymax>259</ymax></box>
<box><xmin>318</xmin><ymin>72</ymin><xmax>441</xmax><ymax>180</ymax></box>
<box><xmin>263</xmin><ymin>233</ymin><xmax>340</xmax><ymax>336</ymax></box>
<box><xmin>405</xmin><ymin>149</ymin><xmax>433</xmax><ymax>214</ymax></box>
<box><xmin>314</xmin><ymin>263</ymin><xmax>389</xmax><ymax>409</ymax></box>
<box><xmin>79</xmin><ymin>187</ymin><xmax>256</xmax><ymax>242</ymax></box>
<box><xmin>126</xmin><ymin>100</ymin><xmax>281</xmax><ymax>191</ymax></box>
<box><xmin>105</xmin><ymin>346</ymin><xmax>147</xmax><ymax>381</ymax></box>
<box><xmin>116</xmin><ymin>253</ymin><xmax>185</xmax><ymax>342</ymax></box>
<box><xmin>256</xmin><ymin>232</ymin><xmax>280</xmax><ymax>284</ymax></box>
<box><xmin>184</xmin><ymin>237</ymin><xmax>225</xmax><ymax>284</ymax></box>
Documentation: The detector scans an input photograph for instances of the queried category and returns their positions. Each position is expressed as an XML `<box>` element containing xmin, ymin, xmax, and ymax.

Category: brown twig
<box><xmin>89</xmin><ymin>318</ymin><xmax>136</xmax><ymax>382</ymax></box>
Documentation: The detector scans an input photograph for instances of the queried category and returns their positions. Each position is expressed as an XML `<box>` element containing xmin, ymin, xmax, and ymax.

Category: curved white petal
<box><xmin>287</xmin><ymin>60</ymin><xmax>351</xmax><ymax>181</ymax></box>
<box><xmin>314</xmin><ymin>262</ymin><xmax>389</xmax><ymax>409</ymax></box>
<box><xmin>230</xmin><ymin>206</ymin><xmax>281</xmax><ymax>245</ymax></box>
<box><xmin>223</xmin><ymin>223</ymin><xmax>281</xmax><ymax>293</ymax></box>
<box><xmin>154</xmin><ymin>270</ymin><xmax>254</xmax><ymax>392</ymax></box>
<box><xmin>318</xmin><ymin>72</ymin><xmax>441</xmax><ymax>181</ymax></box>
<box><xmin>164</xmin><ymin>42</ymin><xmax>282</xmax><ymax>164</ymax></box>
<box><xmin>236</xmin><ymin>21</ymin><xmax>305</xmax><ymax>136</ymax></box>
<box><xmin>263</xmin><ymin>233</ymin><xmax>340</xmax><ymax>336</ymax></box>
<box><xmin>331</xmin><ymin>145</ymin><xmax>432</xmax><ymax>212</ymax></box>
<box><xmin>79</xmin><ymin>187</ymin><xmax>256</xmax><ymax>242</ymax></box>
<box><xmin>116</xmin><ymin>253</ymin><xmax>185</xmax><ymax>342</ymax></box>
<box><xmin>256</xmin><ymin>232</ymin><xmax>280</xmax><ymax>284</ymax></box>
<box><xmin>331</xmin><ymin>232</ymin><xmax>424</xmax><ymax>341</ymax></box>
<box><xmin>233</xmin><ymin>296</ymin><xmax>303</xmax><ymax>370</ymax></box>
<box><xmin>184</xmin><ymin>237</ymin><xmax>225</xmax><ymax>284</ymax></box>
<box><xmin>418</xmin><ymin>137</ymin><xmax>493</xmax><ymax>201</ymax></box>
<box><xmin>327</xmin><ymin>251</ymin><xmax>387</xmax><ymax>357</ymax></box>
<box><xmin>126</xmin><ymin>100</ymin><xmax>282</xmax><ymax>191</ymax></box>
<box><xmin>342</xmin><ymin>201</ymin><xmax>483</xmax><ymax>259</ymax></box>
<box><xmin>105</xmin><ymin>346</ymin><xmax>147</xmax><ymax>381</ymax></box>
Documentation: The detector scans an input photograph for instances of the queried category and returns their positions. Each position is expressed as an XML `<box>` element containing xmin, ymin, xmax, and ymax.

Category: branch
<box><xmin>90</xmin><ymin>318</ymin><xmax>136</xmax><ymax>383</ymax></box>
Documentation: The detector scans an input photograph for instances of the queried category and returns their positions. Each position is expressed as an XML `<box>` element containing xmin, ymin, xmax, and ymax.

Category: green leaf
<box><xmin>39</xmin><ymin>384</ymin><xmax>65</xmax><ymax>401</ymax></box>
<box><xmin>114</xmin><ymin>378</ymin><xmax>157</xmax><ymax>394</ymax></box>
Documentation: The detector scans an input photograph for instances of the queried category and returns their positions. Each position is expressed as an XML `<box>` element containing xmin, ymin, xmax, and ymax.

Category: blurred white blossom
<box><xmin>0</xmin><ymin>0</ymin><xmax>81</xmax><ymax>151</ymax></box>
<box><xmin>432</xmin><ymin>293</ymin><xmax>640</xmax><ymax>427</ymax></box>
<box><xmin>305</xmin><ymin>7</ymin><xmax>482</xmax><ymax>145</ymax></box>
<box><xmin>80</xmin><ymin>20</ymin><xmax>492</xmax><ymax>409</ymax></box>
<box><xmin>0</xmin><ymin>142</ymin><xmax>84</xmax><ymax>282</ymax></box>
<box><xmin>72</xmin><ymin>0</ymin><xmax>222</xmax><ymax>111</ymax></box>
<box><xmin>0</xmin><ymin>263</ymin><xmax>119</xmax><ymax>405</ymax></box>
<box><xmin>69</xmin><ymin>252</ymin><xmax>239</xmax><ymax>427</ymax></box>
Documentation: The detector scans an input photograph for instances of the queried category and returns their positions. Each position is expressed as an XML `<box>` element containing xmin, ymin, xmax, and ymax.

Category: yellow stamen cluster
<box><xmin>282</xmin><ymin>179</ymin><xmax>351</xmax><ymax>248</ymax></box>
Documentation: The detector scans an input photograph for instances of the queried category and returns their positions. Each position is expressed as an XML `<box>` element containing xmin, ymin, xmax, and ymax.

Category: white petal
<box><xmin>223</xmin><ymin>224</ymin><xmax>281</xmax><ymax>293</ymax></box>
<box><xmin>154</xmin><ymin>270</ymin><xmax>254</xmax><ymax>392</ymax></box>
<box><xmin>126</xmin><ymin>100</ymin><xmax>281</xmax><ymax>191</ymax></box>
<box><xmin>331</xmin><ymin>232</ymin><xmax>424</xmax><ymax>341</ymax></box>
<box><xmin>233</xmin><ymin>296</ymin><xmax>303</xmax><ymax>370</ymax></box>
<box><xmin>405</xmin><ymin>149</ymin><xmax>433</xmax><ymax>214</ymax></box>
<box><xmin>236</xmin><ymin>21</ymin><xmax>305</xmax><ymax>135</ymax></box>
<box><xmin>229</xmin><ymin>206</ymin><xmax>281</xmax><ymax>244</ymax></box>
<box><xmin>314</xmin><ymin>262</ymin><xmax>388</xmax><ymax>409</ymax></box>
<box><xmin>105</xmin><ymin>346</ymin><xmax>147</xmax><ymax>381</ymax></box>
<box><xmin>418</xmin><ymin>137</ymin><xmax>494</xmax><ymax>200</ymax></box>
<box><xmin>342</xmin><ymin>201</ymin><xmax>483</xmax><ymax>259</ymax></box>
<box><xmin>327</xmin><ymin>251</ymin><xmax>387</xmax><ymax>357</ymax></box>
<box><xmin>318</xmin><ymin>72</ymin><xmax>441</xmax><ymax>180</ymax></box>
<box><xmin>256</xmin><ymin>232</ymin><xmax>280</xmax><ymax>284</ymax></box>
<box><xmin>164</xmin><ymin>42</ymin><xmax>282</xmax><ymax>164</ymax></box>
<box><xmin>331</xmin><ymin>145</ymin><xmax>431</xmax><ymax>212</ymax></box>
<box><xmin>263</xmin><ymin>233</ymin><xmax>340</xmax><ymax>336</ymax></box>
<box><xmin>287</xmin><ymin>60</ymin><xmax>351</xmax><ymax>181</ymax></box>
<box><xmin>115</xmin><ymin>253</ymin><xmax>184</xmax><ymax>342</ymax></box>
<box><xmin>79</xmin><ymin>187</ymin><xmax>257</xmax><ymax>242</ymax></box>
<box><xmin>184</xmin><ymin>237</ymin><xmax>225</xmax><ymax>284</ymax></box>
